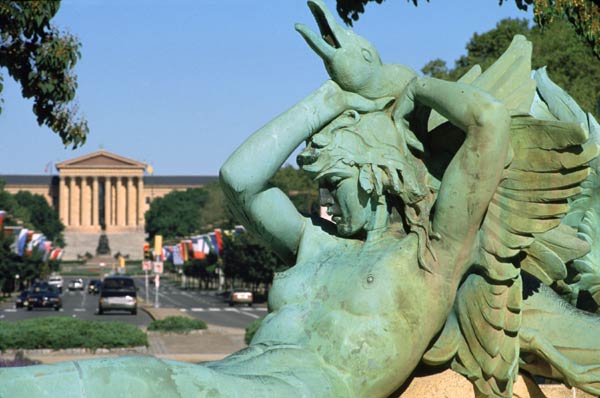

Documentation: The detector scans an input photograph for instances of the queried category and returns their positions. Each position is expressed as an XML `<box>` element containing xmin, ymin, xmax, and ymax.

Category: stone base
<box><xmin>398</xmin><ymin>370</ymin><xmax>594</xmax><ymax>398</ymax></box>
<box><xmin>63</xmin><ymin>230</ymin><xmax>145</xmax><ymax>261</ymax></box>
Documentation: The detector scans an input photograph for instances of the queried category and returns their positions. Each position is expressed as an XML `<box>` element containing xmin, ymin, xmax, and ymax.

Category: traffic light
<box><xmin>143</xmin><ymin>243</ymin><xmax>151</xmax><ymax>260</ymax></box>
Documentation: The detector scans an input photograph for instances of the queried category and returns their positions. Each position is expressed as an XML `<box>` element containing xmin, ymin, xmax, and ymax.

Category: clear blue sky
<box><xmin>0</xmin><ymin>0</ymin><xmax>532</xmax><ymax>176</ymax></box>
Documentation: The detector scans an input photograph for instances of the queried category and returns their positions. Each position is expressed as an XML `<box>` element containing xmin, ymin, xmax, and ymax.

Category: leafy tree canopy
<box><xmin>0</xmin><ymin>179</ymin><xmax>64</xmax><ymax>246</ymax></box>
<box><xmin>13</xmin><ymin>190</ymin><xmax>64</xmax><ymax>246</ymax></box>
<box><xmin>145</xmin><ymin>188</ymin><xmax>209</xmax><ymax>240</ymax></box>
<box><xmin>335</xmin><ymin>0</ymin><xmax>600</xmax><ymax>59</ymax></box>
<box><xmin>421</xmin><ymin>18</ymin><xmax>600</xmax><ymax>118</ymax></box>
<box><xmin>0</xmin><ymin>0</ymin><xmax>88</xmax><ymax>148</ymax></box>
<box><xmin>270</xmin><ymin>164</ymin><xmax>319</xmax><ymax>216</ymax></box>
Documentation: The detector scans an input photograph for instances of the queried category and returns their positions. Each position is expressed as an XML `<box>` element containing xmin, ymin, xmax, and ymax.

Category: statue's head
<box><xmin>298</xmin><ymin>109</ymin><xmax>433</xmax><ymax>237</ymax></box>
<box><xmin>295</xmin><ymin>0</ymin><xmax>383</xmax><ymax>97</ymax></box>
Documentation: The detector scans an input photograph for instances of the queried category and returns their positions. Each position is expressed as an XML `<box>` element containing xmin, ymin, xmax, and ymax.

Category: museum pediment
<box><xmin>56</xmin><ymin>151</ymin><xmax>146</xmax><ymax>170</ymax></box>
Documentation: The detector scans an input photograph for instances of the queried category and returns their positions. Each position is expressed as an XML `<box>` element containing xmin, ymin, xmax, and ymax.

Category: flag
<box><xmin>208</xmin><ymin>232</ymin><xmax>219</xmax><ymax>256</ymax></box>
<box><xmin>214</xmin><ymin>229</ymin><xmax>223</xmax><ymax>252</ymax></box>
<box><xmin>0</xmin><ymin>211</ymin><xmax>5</xmax><ymax>231</ymax></box>
<box><xmin>191</xmin><ymin>236</ymin><xmax>206</xmax><ymax>260</ymax></box>
<box><xmin>179</xmin><ymin>241</ymin><xmax>188</xmax><ymax>262</ymax></box>
<box><xmin>16</xmin><ymin>229</ymin><xmax>28</xmax><ymax>256</ymax></box>
<box><xmin>44</xmin><ymin>162</ymin><xmax>52</xmax><ymax>173</ymax></box>
<box><xmin>50</xmin><ymin>248</ymin><xmax>63</xmax><ymax>261</ymax></box>
<box><xmin>173</xmin><ymin>244</ymin><xmax>184</xmax><ymax>266</ymax></box>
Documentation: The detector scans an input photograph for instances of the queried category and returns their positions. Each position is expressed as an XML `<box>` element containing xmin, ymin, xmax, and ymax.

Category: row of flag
<box><xmin>149</xmin><ymin>226</ymin><xmax>246</xmax><ymax>266</ymax></box>
<box><xmin>0</xmin><ymin>210</ymin><xmax>64</xmax><ymax>261</ymax></box>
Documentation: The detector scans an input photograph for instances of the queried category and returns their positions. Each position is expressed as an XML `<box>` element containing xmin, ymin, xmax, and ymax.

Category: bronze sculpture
<box><xmin>2</xmin><ymin>1</ymin><xmax>600</xmax><ymax>397</ymax></box>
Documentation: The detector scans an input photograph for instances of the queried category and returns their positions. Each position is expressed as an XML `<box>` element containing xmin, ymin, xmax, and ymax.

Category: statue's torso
<box><xmin>252</xmin><ymin>222</ymin><xmax>446</xmax><ymax>395</ymax></box>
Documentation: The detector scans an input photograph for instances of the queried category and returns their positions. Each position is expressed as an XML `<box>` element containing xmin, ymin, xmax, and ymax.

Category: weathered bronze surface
<box><xmin>2</xmin><ymin>1</ymin><xmax>600</xmax><ymax>397</ymax></box>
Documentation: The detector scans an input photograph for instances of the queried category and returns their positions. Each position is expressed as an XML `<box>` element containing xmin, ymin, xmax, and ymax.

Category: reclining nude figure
<box><xmin>3</xmin><ymin>1</ymin><xmax>600</xmax><ymax>397</ymax></box>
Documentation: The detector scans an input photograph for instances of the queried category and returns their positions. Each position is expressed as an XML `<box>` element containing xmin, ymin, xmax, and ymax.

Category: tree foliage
<box><xmin>421</xmin><ymin>18</ymin><xmax>600</xmax><ymax>118</ymax></box>
<box><xmin>269</xmin><ymin>164</ymin><xmax>319</xmax><ymax>216</ymax></box>
<box><xmin>0</xmin><ymin>0</ymin><xmax>88</xmax><ymax>148</ymax></box>
<box><xmin>13</xmin><ymin>190</ymin><xmax>64</xmax><ymax>246</ymax></box>
<box><xmin>145</xmin><ymin>188</ymin><xmax>209</xmax><ymax>240</ymax></box>
<box><xmin>335</xmin><ymin>0</ymin><xmax>600</xmax><ymax>59</ymax></box>
<box><xmin>0</xmin><ymin>179</ymin><xmax>64</xmax><ymax>245</ymax></box>
<box><xmin>221</xmin><ymin>233</ymin><xmax>287</xmax><ymax>288</ymax></box>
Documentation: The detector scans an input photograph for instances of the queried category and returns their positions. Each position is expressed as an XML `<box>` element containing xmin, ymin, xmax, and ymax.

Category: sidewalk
<box><xmin>0</xmin><ymin>305</ymin><xmax>247</xmax><ymax>365</ymax></box>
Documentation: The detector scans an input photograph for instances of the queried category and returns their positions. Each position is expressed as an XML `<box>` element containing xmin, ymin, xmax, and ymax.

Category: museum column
<box><xmin>59</xmin><ymin>176</ymin><xmax>68</xmax><ymax>226</ymax></box>
<box><xmin>92</xmin><ymin>177</ymin><xmax>99</xmax><ymax>227</ymax></box>
<box><xmin>117</xmin><ymin>177</ymin><xmax>125</xmax><ymax>226</ymax></box>
<box><xmin>82</xmin><ymin>177</ymin><xmax>90</xmax><ymax>227</ymax></box>
<box><xmin>104</xmin><ymin>178</ymin><xmax>111</xmax><ymax>228</ymax></box>
<box><xmin>68</xmin><ymin>177</ymin><xmax>76</xmax><ymax>227</ymax></box>
<box><xmin>137</xmin><ymin>176</ymin><xmax>144</xmax><ymax>227</ymax></box>
<box><xmin>127</xmin><ymin>177</ymin><xmax>135</xmax><ymax>226</ymax></box>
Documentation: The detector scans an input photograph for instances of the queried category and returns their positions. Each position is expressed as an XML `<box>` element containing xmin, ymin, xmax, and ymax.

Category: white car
<box><xmin>48</xmin><ymin>275</ymin><xmax>64</xmax><ymax>293</ymax></box>
<box><xmin>68</xmin><ymin>278</ymin><xmax>84</xmax><ymax>291</ymax></box>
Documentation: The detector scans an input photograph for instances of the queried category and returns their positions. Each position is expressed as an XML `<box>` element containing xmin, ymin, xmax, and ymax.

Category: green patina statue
<box><xmin>3</xmin><ymin>1</ymin><xmax>600</xmax><ymax>397</ymax></box>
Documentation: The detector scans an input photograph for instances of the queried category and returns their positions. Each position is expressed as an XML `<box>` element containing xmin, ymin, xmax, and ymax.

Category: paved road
<box><xmin>135</xmin><ymin>276</ymin><xmax>267</xmax><ymax>328</ymax></box>
<box><xmin>1</xmin><ymin>276</ymin><xmax>266</xmax><ymax>329</ymax></box>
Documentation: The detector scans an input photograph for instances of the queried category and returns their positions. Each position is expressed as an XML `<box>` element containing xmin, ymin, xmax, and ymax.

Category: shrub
<box><xmin>244</xmin><ymin>317</ymin><xmax>264</xmax><ymax>345</ymax></box>
<box><xmin>147</xmin><ymin>316</ymin><xmax>207</xmax><ymax>333</ymax></box>
<box><xmin>0</xmin><ymin>317</ymin><xmax>147</xmax><ymax>351</ymax></box>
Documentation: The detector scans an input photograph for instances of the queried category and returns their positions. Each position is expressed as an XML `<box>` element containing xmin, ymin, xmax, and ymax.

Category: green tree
<box><xmin>13</xmin><ymin>190</ymin><xmax>64</xmax><ymax>246</ymax></box>
<box><xmin>145</xmin><ymin>188</ymin><xmax>209</xmax><ymax>240</ymax></box>
<box><xmin>335</xmin><ymin>0</ymin><xmax>600</xmax><ymax>59</ymax></box>
<box><xmin>421</xmin><ymin>18</ymin><xmax>600</xmax><ymax>118</ymax></box>
<box><xmin>221</xmin><ymin>233</ymin><xmax>287</xmax><ymax>289</ymax></box>
<box><xmin>0</xmin><ymin>1</ymin><xmax>88</xmax><ymax>147</ymax></box>
<box><xmin>270</xmin><ymin>164</ymin><xmax>319</xmax><ymax>216</ymax></box>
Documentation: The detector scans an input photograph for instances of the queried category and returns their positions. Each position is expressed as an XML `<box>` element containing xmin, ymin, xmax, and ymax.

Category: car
<box><xmin>87</xmin><ymin>279</ymin><xmax>102</xmax><ymax>294</ymax></box>
<box><xmin>227</xmin><ymin>288</ymin><xmax>253</xmax><ymax>307</ymax></box>
<box><xmin>98</xmin><ymin>276</ymin><xmax>137</xmax><ymax>315</ymax></box>
<box><xmin>26</xmin><ymin>283</ymin><xmax>62</xmax><ymax>311</ymax></box>
<box><xmin>48</xmin><ymin>275</ymin><xmax>64</xmax><ymax>293</ymax></box>
<box><xmin>68</xmin><ymin>278</ymin><xmax>84</xmax><ymax>291</ymax></box>
<box><xmin>15</xmin><ymin>289</ymin><xmax>29</xmax><ymax>308</ymax></box>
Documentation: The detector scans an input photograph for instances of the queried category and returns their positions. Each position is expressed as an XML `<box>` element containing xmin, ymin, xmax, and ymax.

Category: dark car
<box><xmin>98</xmin><ymin>276</ymin><xmax>137</xmax><ymax>315</ymax></box>
<box><xmin>15</xmin><ymin>289</ymin><xmax>29</xmax><ymax>308</ymax></box>
<box><xmin>26</xmin><ymin>283</ymin><xmax>62</xmax><ymax>311</ymax></box>
<box><xmin>87</xmin><ymin>279</ymin><xmax>102</xmax><ymax>294</ymax></box>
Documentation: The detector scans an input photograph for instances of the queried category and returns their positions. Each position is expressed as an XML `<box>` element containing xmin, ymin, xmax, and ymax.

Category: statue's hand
<box><xmin>324</xmin><ymin>80</ymin><xmax>394</xmax><ymax>115</ymax></box>
<box><xmin>392</xmin><ymin>77</ymin><xmax>417</xmax><ymax>125</ymax></box>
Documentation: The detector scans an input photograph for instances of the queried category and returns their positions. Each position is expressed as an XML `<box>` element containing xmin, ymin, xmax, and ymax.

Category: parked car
<box><xmin>68</xmin><ymin>278</ymin><xmax>84</xmax><ymax>291</ymax></box>
<box><xmin>87</xmin><ymin>279</ymin><xmax>102</xmax><ymax>294</ymax></box>
<box><xmin>48</xmin><ymin>275</ymin><xmax>64</xmax><ymax>293</ymax></box>
<box><xmin>15</xmin><ymin>289</ymin><xmax>29</xmax><ymax>308</ymax></box>
<box><xmin>98</xmin><ymin>276</ymin><xmax>137</xmax><ymax>315</ymax></box>
<box><xmin>26</xmin><ymin>283</ymin><xmax>62</xmax><ymax>311</ymax></box>
<box><xmin>227</xmin><ymin>288</ymin><xmax>253</xmax><ymax>307</ymax></box>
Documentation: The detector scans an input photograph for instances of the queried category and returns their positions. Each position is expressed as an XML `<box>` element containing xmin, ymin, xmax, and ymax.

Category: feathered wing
<box><xmin>533</xmin><ymin>67</ymin><xmax>600</xmax><ymax>309</ymax></box>
<box><xmin>423</xmin><ymin>36</ymin><xmax>599</xmax><ymax>398</ymax></box>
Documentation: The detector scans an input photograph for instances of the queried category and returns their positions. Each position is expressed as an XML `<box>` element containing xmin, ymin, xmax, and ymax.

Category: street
<box><xmin>1</xmin><ymin>276</ymin><xmax>266</xmax><ymax>329</ymax></box>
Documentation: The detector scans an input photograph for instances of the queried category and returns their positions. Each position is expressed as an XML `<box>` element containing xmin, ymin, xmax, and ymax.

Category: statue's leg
<box><xmin>520</xmin><ymin>285</ymin><xmax>600</xmax><ymax>396</ymax></box>
<box><xmin>0</xmin><ymin>345</ymin><xmax>351</xmax><ymax>398</ymax></box>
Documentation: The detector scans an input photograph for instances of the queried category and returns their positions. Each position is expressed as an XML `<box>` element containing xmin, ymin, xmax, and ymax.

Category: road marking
<box><xmin>238</xmin><ymin>311</ymin><xmax>260</xmax><ymax>319</ymax></box>
<box><xmin>256</xmin><ymin>307</ymin><xmax>267</xmax><ymax>311</ymax></box>
<box><xmin>74</xmin><ymin>308</ymin><xmax>86</xmax><ymax>312</ymax></box>
<box><xmin>190</xmin><ymin>308</ymin><xmax>205</xmax><ymax>312</ymax></box>
<box><xmin>240</xmin><ymin>308</ymin><xmax>254</xmax><ymax>311</ymax></box>
<box><xmin>208</xmin><ymin>308</ymin><xmax>220</xmax><ymax>312</ymax></box>
<box><xmin>224</xmin><ymin>308</ymin><xmax>238</xmax><ymax>312</ymax></box>
<box><xmin>4</xmin><ymin>309</ymin><xmax>16</xmax><ymax>313</ymax></box>
<box><xmin>179</xmin><ymin>308</ymin><xmax>188</xmax><ymax>312</ymax></box>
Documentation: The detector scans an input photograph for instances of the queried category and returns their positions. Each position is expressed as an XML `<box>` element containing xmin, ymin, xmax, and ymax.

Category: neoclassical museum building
<box><xmin>1</xmin><ymin>151</ymin><xmax>218</xmax><ymax>260</ymax></box>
